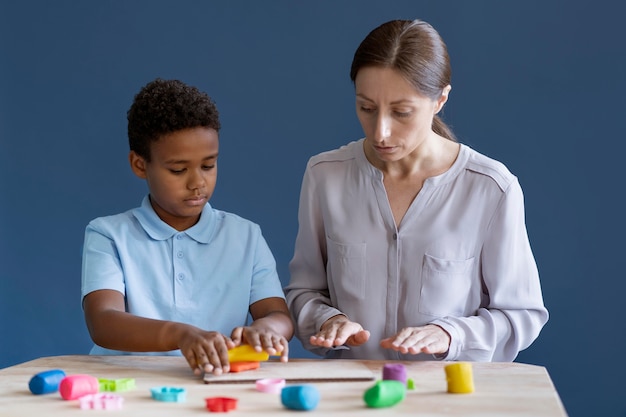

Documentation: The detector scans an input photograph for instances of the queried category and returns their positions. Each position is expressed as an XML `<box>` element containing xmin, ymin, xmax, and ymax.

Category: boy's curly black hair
<box><xmin>127</xmin><ymin>78</ymin><xmax>221</xmax><ymax>161</ymax></box>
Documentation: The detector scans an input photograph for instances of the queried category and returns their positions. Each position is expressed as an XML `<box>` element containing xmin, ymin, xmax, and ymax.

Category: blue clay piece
<box><xmin>281</xmin><ymin>385</ymin><xmax>320</xmax><ymax>411</ymax></box>
<box><xmin>29</xmin><ymin>369</ymin><xmax>66</xmax><ymax>395</ymax></box>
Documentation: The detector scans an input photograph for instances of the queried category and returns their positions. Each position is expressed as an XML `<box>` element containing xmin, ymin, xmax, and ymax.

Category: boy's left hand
<box><xmin>230</xmin><ymin>326</ymin><xmax>289</xmax><ymax>362</ymax></box>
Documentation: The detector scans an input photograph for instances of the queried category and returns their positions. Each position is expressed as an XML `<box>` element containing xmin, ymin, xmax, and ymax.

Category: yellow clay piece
<box><xmin>227</xmin><ymin>345</ymin><xmax>270</xmax><ymax>363</ymax></box>
<box><xmin>445</xmin><ymin>362</ymin><xmax>475</xmax><ymax>394</ymax></box>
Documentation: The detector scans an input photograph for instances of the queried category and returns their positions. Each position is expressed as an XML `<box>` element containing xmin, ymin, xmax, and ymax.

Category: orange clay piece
<box><xmin>229</xmin><ymin>361</ymin><xmax>261</xmax><ymax>373</ymax></box>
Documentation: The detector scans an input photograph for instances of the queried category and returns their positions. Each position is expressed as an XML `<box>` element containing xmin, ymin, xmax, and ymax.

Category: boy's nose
<box><xmin>188</xmin><ymin>171</ymin><xmax>205</xmax><ymax>190</ymax></box>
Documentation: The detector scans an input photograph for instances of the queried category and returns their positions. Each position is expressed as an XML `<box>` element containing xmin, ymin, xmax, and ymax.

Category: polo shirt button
<box><xmin>176</xmin><ymin>234</ymin><xmax>183</xmax><ymax>240</ymax></box>
<box><xmin>178</xmin><ymin>273</ymin><xmax>185</xmax><ymax>280</ymax></box>
<box><xmin>177</xmin><ymin>251</ymin><xmax>183</xmax><ymax>258</ymax></box>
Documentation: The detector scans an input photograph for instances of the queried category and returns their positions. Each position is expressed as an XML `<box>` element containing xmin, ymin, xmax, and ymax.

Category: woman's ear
<box><xmin>434</xmin><ymin>85</ymin><xmax>452</xmax><ymax>114</ymax></box>
<box><xmin>129</xmin><ymin>151</ymin><xmax>148</xmax><ymax>179</ymax></box>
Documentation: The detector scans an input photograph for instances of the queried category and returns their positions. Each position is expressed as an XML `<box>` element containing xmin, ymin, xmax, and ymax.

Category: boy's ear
<box><xmin>129</xmin><ymin>151</ymin><xmax>148</xmax><ymax>179</ymax></box>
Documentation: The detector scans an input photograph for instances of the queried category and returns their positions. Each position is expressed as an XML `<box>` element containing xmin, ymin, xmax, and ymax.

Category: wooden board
<box><xmin>203</xmin><ymin>359</ymin><xmax>375</xmax><ymax>384</ymax></box>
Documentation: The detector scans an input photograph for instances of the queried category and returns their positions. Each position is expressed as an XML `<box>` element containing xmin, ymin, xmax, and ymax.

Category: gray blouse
<box><xmin>285</xmin><ymin>139</ymin><xmax>548</xmax><ymax>361</ymax></box>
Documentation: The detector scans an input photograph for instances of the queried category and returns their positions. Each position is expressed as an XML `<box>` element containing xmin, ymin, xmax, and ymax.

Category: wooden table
<box><xmin>0</xmin><ymin>355</ymin><xmax>567</xmax><ymax>416</ymax></box>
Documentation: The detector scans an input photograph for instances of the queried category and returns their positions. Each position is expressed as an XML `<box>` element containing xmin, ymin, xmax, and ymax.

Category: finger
<box><xmin>196</xmin><ymin>351</ymin><xmax>211</xmax><ymax>372</ymax></box>
<box><xmin>230</xmin><ymin>327</ymin><xmax>244</xmax><ymax>344</ymax></box>
<box><xmin>242</xmin><ymin>329</ymin><xmax>263</xmax><ymax>351</ymax></box>
<box><xmin>346</xmin><ymin>330</ymin><xmax>370</xmax><ymax>346</ymax></box>
<box><xmin>215</xmin><ymin>341</ymin><xmax>231</xmax><ymax>373</ymax></box>
<box><xmin>224</xmin><ymin>336</ymin><xmax>237</xmax><ymax>349</ymax></box>
<box><xmin>380</xmin><ymin>334</ymin><xmax>409</xmax><ymax>353</ymax></box>
<box><xmin>279</xmin><ymin>339</ymin><xmax>289</xmax><ymax>362</ymax></box>
<box><xmin>310</xmin><ymin>332</ymin><xmax>336</xmax><ymax>348</ymax></box>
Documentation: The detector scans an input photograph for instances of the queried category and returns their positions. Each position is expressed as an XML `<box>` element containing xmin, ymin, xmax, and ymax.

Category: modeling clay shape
<box><xmin>256</xmin><ymin>378</ymin><xmax>286</xmax><ymax>394</ymax></box>
<box><xmin>382</xmin><ymin>363</ymin><xmax>407</xmax><ymax>384</ymax></box>
<box><xmin>29</xmin><ymin>369</ymin><xmax>66</xmax><ymax>395</ymax></box>
<box><xmin>281</xmin><ymin>385</ymin><xmax>320</xmax><ymax>411</ymax></box>
<box><xmin>150</xmin><ymin>386</ymin><xmax>186</xmax><ymax>402</ymax></box>
<box><xmin>444</xmin><ymin>362</ymin><xmax>474</xmax><ymax>393</ymax></box>
<box><xmin>78</xmin><ymin>393</ymin><xmax>124</xmax><ymax>410</ymax></box>
<box><xmin>363</xmin><ymin>380</ymin><xmax>406</xmax><ymax>408</ymax></box>
<box><xmin>227</xmin><ymin>345</ymin><xmax>270</xmax><ymax>363</ymax></box>
<box><xmin>59</xmin><ymin>374</ymin><xmax>99</xmax><ymax>400</ymax></box>
<box><xmin>98</xmin><ymin>378</ymin><xmax>136</xmax><ymax>392</ymax></box>
<box><xmin>205</xmin><ymin>396</ymin><xmax>238</xmax><ymax>412</ymax></box>
<box><xmin>407</xmin><ymin>378</ymin><xmax>416</xmax><ymax>390</ymax></box>
<box><xmin>229</xmin><ymin>361</ymin><xmax>261</xmax><ymax>373</ymax></box>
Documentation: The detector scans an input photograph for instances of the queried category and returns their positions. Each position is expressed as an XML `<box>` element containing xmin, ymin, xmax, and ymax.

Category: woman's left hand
<box><xmin>380</xmin><ymin>324</ymin><xmax>451</xmax><ymax>355</ymax></box>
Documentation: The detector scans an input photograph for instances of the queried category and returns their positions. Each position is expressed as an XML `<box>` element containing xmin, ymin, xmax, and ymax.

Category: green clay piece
<box><xmin>363</xmin><ymin>380</ymin><xmax>406</xmax><ymax>408</ymax></box>
<box><xmin>407</xmin><ymin>378</ymin><xmax>415</xmax><ymax>390</ymax></box>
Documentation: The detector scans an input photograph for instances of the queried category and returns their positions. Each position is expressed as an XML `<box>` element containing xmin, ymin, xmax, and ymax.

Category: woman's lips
<box><xmin>374</xmin><ymin>145</ymin><xmax>396</xmax><ymax>154</ymax></box>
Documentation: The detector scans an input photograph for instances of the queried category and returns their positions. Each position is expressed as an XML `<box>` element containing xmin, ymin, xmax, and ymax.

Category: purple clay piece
<box><xmin>382</xmin><ymin>363</ymin><xmax>407</xmax><ymax>384</ymax></box>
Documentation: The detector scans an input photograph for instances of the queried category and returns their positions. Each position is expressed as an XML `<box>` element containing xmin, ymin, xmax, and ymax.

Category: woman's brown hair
<box><xmin>350</xmin><ymin>19</ymin><xmax>456</xmax><ymax>141</ymax></box>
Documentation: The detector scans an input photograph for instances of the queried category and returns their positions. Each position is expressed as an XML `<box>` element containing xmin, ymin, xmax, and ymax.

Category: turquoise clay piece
<box><xmin>363</xmin><ymin>380</ymin><xmax>406</xmax><ymax>408</ymax></box>
<box><xmin>281</xmin><ymin>385</ymin><xmax>320</xmax><ymax>411</ymax></box>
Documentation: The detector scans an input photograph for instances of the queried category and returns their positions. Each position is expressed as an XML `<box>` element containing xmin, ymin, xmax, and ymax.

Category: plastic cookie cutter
<box><xmin>29</xmin><ymin>369</ymin><xmax>66</xmax><ymax>395</ymax></box>
<box><xmin>205</xmin><ymin>396</ymin><xmax>238</xmax><ymax>412</ymax></box>
<box><xmin>79</xmin><ymin>393</ymin><xmax>124</xmax><ymax>410</ymax></box>
<box><xmin>281</xmin><ymin>385</ymin><xmax>320</xmax><ymax>411</ymax></box>
<box><xmin>150</xmin><ymin>386</ymin><xmax>187</xmax><ymax>402</ymax></box>
<box><xmin>255</xmin><ymin>378</ymin><xmax>286</xmax><ymax>394</ymax></box>
<box><xmin>59</xmin><ymin>374</ymin><xmax>100</xmax><ymax>400</ymax></box>
<box><xmin>98</xmin><ymin>378</ymin><xmax>136</xmax><ymax>392</ymax></box>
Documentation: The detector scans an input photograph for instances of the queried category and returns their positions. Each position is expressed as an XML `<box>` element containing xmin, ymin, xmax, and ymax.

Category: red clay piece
<box><xmin>205</xmin><ymin>396</ymin><xmax>238</xmax><ymax>412</ymax></box>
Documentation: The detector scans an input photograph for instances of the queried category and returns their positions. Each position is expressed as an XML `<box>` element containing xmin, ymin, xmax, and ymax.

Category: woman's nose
<box><xmin>374</xmin><ymin>115</ymin><xmax>391</xmax><ymax>142</ymax></box>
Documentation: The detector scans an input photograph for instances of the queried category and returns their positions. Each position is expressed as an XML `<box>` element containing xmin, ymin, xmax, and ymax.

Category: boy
<box><xmin>81</xmin><ymin>78</ymin><xmax>293</xmax><ymax>376</ymax></box>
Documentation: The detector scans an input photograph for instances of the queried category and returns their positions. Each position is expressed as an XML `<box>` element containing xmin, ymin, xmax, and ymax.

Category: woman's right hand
<box><xmin>310</xmin><ymin>315</ymin><xmax>370</xmax><ymax>348</ymax></box>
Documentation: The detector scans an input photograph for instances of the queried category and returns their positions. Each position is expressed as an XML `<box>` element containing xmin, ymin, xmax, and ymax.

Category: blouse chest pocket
<box><xmin>326</xmin><ymin>237</ymin><xmax>366</xmax><ymax>301</ymax></box>
<box><xmin>418</xmin><ymin>254</ymin><xmax>475</xmax><ymax>317</ymax></box>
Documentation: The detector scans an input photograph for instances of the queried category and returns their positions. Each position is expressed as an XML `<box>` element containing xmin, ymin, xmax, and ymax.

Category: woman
<box><xmin>285</xmin><ymin>19</ymin><xmax>548</xmax><ymax>361</ymax></box>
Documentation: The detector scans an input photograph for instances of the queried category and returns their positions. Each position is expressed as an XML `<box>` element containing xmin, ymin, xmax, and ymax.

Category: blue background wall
<box><xmin>1</xmin><ymin>1</ymin><xmax>624</xmax><ymax>416</ymax></box>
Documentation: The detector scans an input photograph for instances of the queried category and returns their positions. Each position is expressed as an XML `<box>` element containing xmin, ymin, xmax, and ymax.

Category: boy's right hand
<box><xmin>177</xmin><ymin>326</ymin><xmax>236</xmax><ymax>376</ymax></box>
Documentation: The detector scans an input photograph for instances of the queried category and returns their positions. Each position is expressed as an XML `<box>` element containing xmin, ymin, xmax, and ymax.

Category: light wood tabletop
<box><xmin>0</xmin><ymin>355</ymin><xmax>567</xmax><ymax>416</ymax></box>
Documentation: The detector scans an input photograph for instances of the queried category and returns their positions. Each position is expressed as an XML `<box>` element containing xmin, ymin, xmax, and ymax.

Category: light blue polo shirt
<box><xmin>81</xmin><ymin>195</ymin><xmax>285</xmax><ymax>356</ymax></box>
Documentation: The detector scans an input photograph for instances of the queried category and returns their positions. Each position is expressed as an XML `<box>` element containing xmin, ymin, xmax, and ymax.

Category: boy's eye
<box><xmin>170</xmin><ymin>168</ymin><xmax>185</xmax><ymax>174</ymax></box>
<box><xmin>202</xmin><ymin>165</ymin><xmax>216</xmax><ymax>170</ymax></box>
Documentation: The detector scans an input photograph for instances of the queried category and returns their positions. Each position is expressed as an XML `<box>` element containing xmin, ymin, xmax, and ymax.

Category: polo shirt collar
<box><xmin>132</xmin><ymin>195</ymin><xmax>215</xmax><ymax>243</ymax></box>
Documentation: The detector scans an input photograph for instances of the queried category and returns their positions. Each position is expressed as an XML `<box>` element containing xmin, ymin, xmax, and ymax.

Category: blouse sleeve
<box><xmin>285</xmin><ymin>161</ymin><xmax>344</xmax><ymax>354</ymax></box>
<box><xmin>431</xmin><ymin>178</ymin><xmax>549</xmax><ymax>361</ymax></box>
